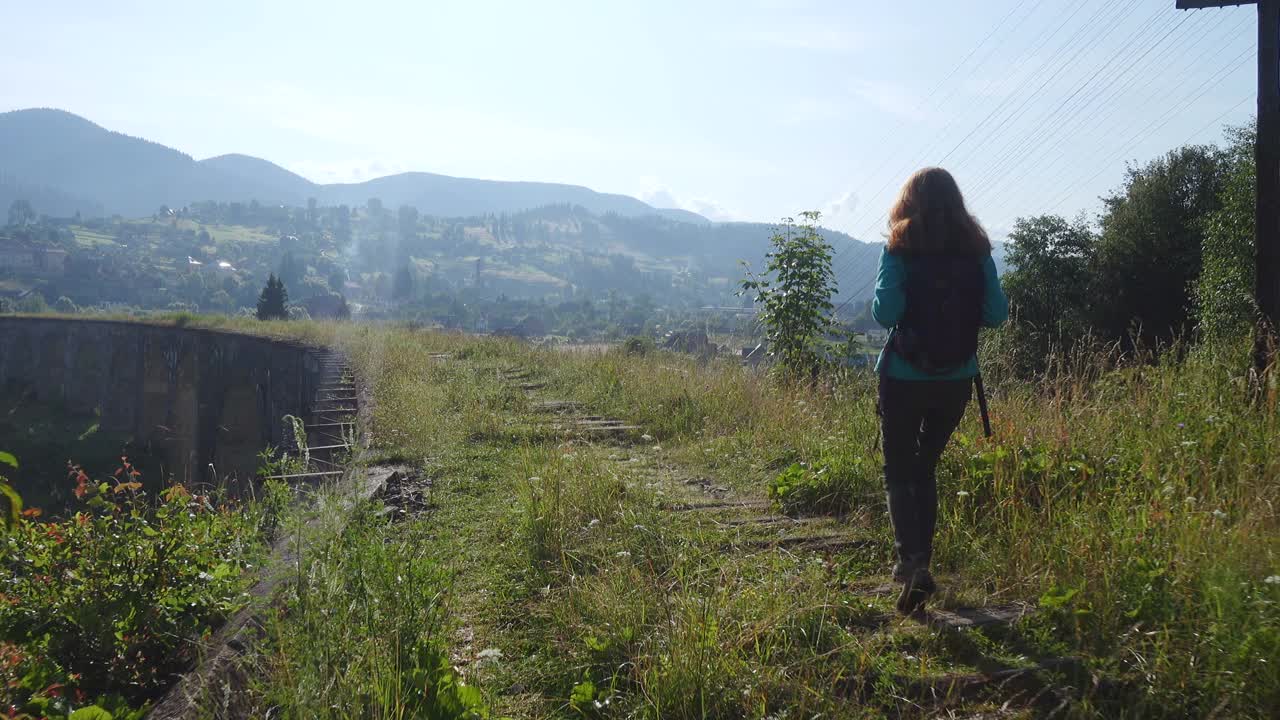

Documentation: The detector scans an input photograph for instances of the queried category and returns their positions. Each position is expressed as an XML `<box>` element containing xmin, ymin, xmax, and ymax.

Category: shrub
<box><xmin>768</xmin><ymin>454</ymin><xmax>875</xmax><ymax>516</ymax></box>
<box><xmin>0</xmin><ymin>458</ymin><xmax>271</xmax><ymax>717</ymax></box>
<box><xmin>622</xmin><ymin>335</ymin><xmax>654</xmax><ymax>356</ymax></box>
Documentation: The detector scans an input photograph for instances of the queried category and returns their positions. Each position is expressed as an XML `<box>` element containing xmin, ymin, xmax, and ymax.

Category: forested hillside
<box><xmin>0</xmin><ymin>195</ymin><xmax>881</xmax><ymax>336</ymax></box>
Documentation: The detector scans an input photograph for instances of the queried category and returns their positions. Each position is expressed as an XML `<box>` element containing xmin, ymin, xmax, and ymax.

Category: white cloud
<box><xmin>638</xmin><ymin>179</ymin><xmax>738</xmax><ymax>222</ymax></box>
<box><xmin>821</xmin><ymin>188</ymin><xmax>860</xmax><ymax>229</ymax></box>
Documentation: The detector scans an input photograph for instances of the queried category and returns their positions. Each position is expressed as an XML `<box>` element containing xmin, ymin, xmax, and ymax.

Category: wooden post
<box><xmin>1257</xmin><ymin>0</ymin><xmax>1280</xmax><ymax>380</ymax></box>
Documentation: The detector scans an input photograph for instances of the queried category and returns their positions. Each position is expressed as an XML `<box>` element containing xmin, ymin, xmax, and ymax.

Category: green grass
<box><xmin>197</xmin><ymin>222</ymin><xmax>277</xmax><ymax>246</ymax></box>
<box><xmin>68</xmin><ymin>226</ymin><xmax>117</xmax><ymax>248</ymax></box>
<box><xmin>12</xmin><ymin>314</ymin><xmax>1274</xmax><ymax>717</ymax></box>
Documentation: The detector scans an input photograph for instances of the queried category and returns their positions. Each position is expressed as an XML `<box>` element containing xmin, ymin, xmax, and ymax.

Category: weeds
<box><xmin>0</xmin><ymin>458</ymin><xmax>276</xmax><ymax>718</ymax></box>
<box><xmin>260</xmin><ymin>505</ymin><xmax>487</xmax><ymax>719</ymax></box>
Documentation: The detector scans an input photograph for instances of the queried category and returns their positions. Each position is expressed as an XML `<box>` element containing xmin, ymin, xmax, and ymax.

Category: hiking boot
<box><xmin>896</xmin><ymin>568</ymin><xmax>936</xmax><ymax>616</ymax></box>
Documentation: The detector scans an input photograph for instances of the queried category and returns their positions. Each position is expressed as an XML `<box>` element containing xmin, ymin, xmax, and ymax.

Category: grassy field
<box><xmin>218</xmin><ymin>318</ymin><xmax>1274</xmax><ymax>718</ymax></box>
<box><xmin>5</xmin><ymin>313</ymin><xmax>1276</xmax><ymax>718</ymax></box>
<box><xmin>68</xmin><ymin>221</ymin><xmax>278</xmax><ymax>250</ymax></box>
<box><xmin>68</xmin><ymin>225</ymin><xmax>117</xmax><ymax>248</ymax></box>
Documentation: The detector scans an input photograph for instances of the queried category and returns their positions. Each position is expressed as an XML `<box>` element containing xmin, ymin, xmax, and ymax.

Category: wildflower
<box><xmin>641</xmin><ymin>434</ymin><xmax>654</xmax><ymax>442</ymax></box>
<box><xmin>1184</xmin><ymin>496</ymin><xmax>1196</xmax><ymax>505</ymax></box>
<box><xmin>956</xmin><ymin>490</ymin><xmax>970</xmax><ymax>498</ymax></box>
<box><xmin>615</xmin><ymin>550</ymin><xmax>631</xmax><ymax>558</ymax></box>
<box><xmin>1264</xmin><ymin>575</ymin><xmax>1280</xmax><ymax>585</ymax></box>
<box><xmin>1212</xmin><ymin>509</ymin><xmax>1228</xmax><ymax>520</ymax></box>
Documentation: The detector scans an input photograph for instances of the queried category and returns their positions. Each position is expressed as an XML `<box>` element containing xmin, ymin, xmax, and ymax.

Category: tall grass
<box><xmin>142</xmin><ymin>317</ymin><xmax>1278</xmax><ymax>717</ymax></box>
<box><xmin>261</xmin><ymin>506</ymin><xmax>486</xmax><ymax>719</ymax></box>
<box><xmin>523</xmin><ymin>338</ymin><xmax>1279</xmax><ymax>717</ymax></box>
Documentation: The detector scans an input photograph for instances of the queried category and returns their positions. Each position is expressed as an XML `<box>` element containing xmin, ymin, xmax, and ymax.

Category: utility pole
<box><xmin>1177</xmin><ymin>0</ymin><xmax>1278</xmax><ymax>381</ymax></box>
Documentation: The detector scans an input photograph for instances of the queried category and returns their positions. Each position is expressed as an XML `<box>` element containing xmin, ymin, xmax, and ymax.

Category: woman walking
<box><xmin>872</xmin><ymin>167</ymin><xmax>1008</xmax><ymax>615</ymax></box>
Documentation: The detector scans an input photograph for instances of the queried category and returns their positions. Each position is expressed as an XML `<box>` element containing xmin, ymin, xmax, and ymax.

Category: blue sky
<box><xmin>0</xmin><ymin>0</ymin><xmax>1257</xmax><ymax>242</ymax></box>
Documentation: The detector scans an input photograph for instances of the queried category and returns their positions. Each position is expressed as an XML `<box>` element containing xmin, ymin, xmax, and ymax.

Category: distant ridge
<box><xmin>0</xmin><ymin>108</ymin><xmax>710</xmax><ymax>223</ymax></box>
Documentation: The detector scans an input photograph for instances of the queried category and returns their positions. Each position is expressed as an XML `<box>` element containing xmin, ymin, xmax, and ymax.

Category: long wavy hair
<box><xmin>887</xmin><ymin>167</ymin><xmax>991</xmax><ymax>255</ymax></box>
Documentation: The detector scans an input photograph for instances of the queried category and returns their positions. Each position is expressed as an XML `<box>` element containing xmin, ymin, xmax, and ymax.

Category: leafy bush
<box><xmin>0</xmin><ymin>458</ymin><xmax>273</xmax><ymax>717</ymax></box>
<box><xmin>621</xmin><ymin>335</ymin><xmax>654</xmax><ymax>356</ymax></box>
<box><xmin>768</xmin><ymin>454</ymin><xmax>875</xmax><ymax>515</ymax></box>
<box><xmin>740</xmin><ymin>211</ymin><xmax>839</xmax><ymax>377</ymax></box>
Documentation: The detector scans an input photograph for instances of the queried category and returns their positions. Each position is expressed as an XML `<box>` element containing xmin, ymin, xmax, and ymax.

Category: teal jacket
<box><xmin>872</xmin><ymin>247</ymin><xmax>1008</xmax><ymax>381</ymax></box>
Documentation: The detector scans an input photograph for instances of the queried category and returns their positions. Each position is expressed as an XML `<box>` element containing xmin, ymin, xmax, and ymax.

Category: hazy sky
<box><xmin>1</xmin><ymin>0</ymin><xmax>1257</xmax><ymax>243</ymax></box>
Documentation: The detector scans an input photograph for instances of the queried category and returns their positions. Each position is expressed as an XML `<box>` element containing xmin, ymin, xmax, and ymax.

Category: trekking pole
<box><xmin>974</xmin><ymin>373</ymin><xmax>993</xmax><ymax>438</ymax></box>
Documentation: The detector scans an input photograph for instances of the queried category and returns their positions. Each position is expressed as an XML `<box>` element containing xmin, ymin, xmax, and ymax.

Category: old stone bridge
<box><xmin>0</xmin><ymin>317</ymin><xmax>329</xmax><ymax>486</ymax></box>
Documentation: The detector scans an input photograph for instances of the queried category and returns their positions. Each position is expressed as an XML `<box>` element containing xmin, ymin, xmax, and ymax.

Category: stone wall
<box><xmin>0</xmin><ymin>317</ymin><xmax>326</xmax><ymax>485</ymax></box>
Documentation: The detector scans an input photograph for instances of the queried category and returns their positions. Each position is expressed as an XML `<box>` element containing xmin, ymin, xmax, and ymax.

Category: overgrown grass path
<box><xmin>419</xmin><ymin>355</ymin><xmax>1096</xmax><ymax>718</ymax></box>
<box><xmin>263</xmin><ymin>326</ymin><xmax>1276</xmax><ymax>719</ymax></box>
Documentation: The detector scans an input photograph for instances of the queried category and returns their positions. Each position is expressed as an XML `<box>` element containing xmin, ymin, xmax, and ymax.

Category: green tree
<box><xmin>14</xmin><ymin>292</ymin><xmax>47</xmax><ymax>314</ymax></box>
<box><xmin>328</xmin><ymin>269</ymin><xmax>347</xmax><ymax>293</ymax></box>
<box><xmin>7</xmin><ymin>199</ymin><xmax>34</xmax><ymax>227</ymax></box>
<box><xmin>1001</xmin><ymin>214</ymin><xmax>1096</xmax><ymax>365</ymax></box>
<box><xmin>1093</xmin><ymin>144</ymin><xmax>1227</xmax><ymax>348</ymax></box>
<box><xmin>279</xmin><ymin>250</ymin><xmax>304</xmax><ymax>289</ymax></box>
<box><xmin>1196</xmin><ymin>123</ymin><xmax>1256</xmax><ymax>344</ymax></box>
<box><xmin>256</xmin><ymin>273</ymin><xmax>289</xmax><ymax>320</ymax></box>
<box><xmin>393</xmin><ymin>264</ymin><xmax>415</xmax><ymax>301</ymax></box>
<box><xmin>739</xmin><ymin>211</ymin><xmax>838</xmax><ymax>376</ymax></box>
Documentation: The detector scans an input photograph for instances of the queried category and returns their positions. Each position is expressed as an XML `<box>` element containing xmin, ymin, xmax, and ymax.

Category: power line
<box><xmin>833</xmin><ymin>261</ymin><xmax>882</xmax><ymax>317</ymax></box>
<box><xmin>969</xmin><ymin>8</ymin><xmax>1224</xmax><ymax>220</ymax></box>
<box><xmin>934</xmin><ymin>0</ymin><xmax>1145</xmax><ymax>171</ymax></box>
<box><xmin>828</xmin><ymin>0</ymin><xmax>1046</xmax><ymax>263</ymax></box>
<box><xmin>1045</xmin><ymin>44</ymin><xmax>1256</xmax><ymax>214</ymax></box>
<box><xmin>962</xmin><ymin>6</ymin><xmax>1184</xmax><ymax>201</ymax></box>
<box><xmin>842</xmin><ymin>0</ymin><xmax>1127</xmax><ymax>250</ymax></box>
<box><xmin>1178</xmin><ymin>94</ymin><xmax>1253</xmax><ymax>146</ymax></box>
<box><xmin>828</xmin><ymin>239</ymin><xmax>883</xmax><ymax>310</ymax></box>
<box><xmin>980</xmin><ymin>8</ymin><xmax>1243</xmax><ymax>222</ymax></box>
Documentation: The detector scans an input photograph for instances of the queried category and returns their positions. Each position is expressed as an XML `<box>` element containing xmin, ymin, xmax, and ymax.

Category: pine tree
<box><xmin>256</xmin><ymin>273</ymin><xmax>289</xmax><ymax>320</ymax></box>
<box><xmin>392</xmin><ymin>264</ymin><xmax>415</xmax><ymax>301</ymax></box>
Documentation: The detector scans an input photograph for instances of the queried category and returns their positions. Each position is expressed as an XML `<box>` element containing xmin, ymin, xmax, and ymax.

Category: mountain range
<box><xmin>0</xmin><ymin>108</ymin><xmax>709</xmax><ymax>223</ymax></box>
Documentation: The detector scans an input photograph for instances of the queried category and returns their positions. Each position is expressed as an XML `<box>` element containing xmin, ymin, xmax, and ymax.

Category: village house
<box><xmin>0</xmin><ymin>238</ymin><xmax>68</xmax><ymax>276</ymax></box>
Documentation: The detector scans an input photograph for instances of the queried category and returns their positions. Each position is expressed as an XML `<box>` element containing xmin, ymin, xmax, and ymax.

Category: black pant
<box><xmin>878</xmin><ymin>375</ymin><xmax>972</xmax><ymax>575</ymax></box>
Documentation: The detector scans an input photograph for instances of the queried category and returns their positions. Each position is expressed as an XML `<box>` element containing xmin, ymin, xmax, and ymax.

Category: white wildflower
<box><xmin>1264</xmin><ymin>575</ymin><xmax>1280</xmax><ymax>585</ymax></box>
<box><xmin>615</xmin><ymin>551</ymin><xmax>632</xmax><ymax>558</ymax></box>
<box><xmin>641</xmin><ymin>434</ymin><xmax>654</xmax><ymax>442</ymax></box>
<box><xmin>956</xmin><ymin>490</ymin><xmax>970</xmax><ymax>498</ymax></box>
<box><xmin>1212</xmin><ymin>509</ymin><xmax>1228</xmax><ymax>520</ymax></box>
